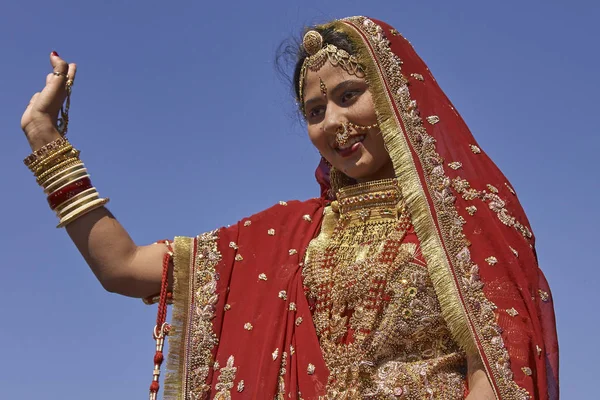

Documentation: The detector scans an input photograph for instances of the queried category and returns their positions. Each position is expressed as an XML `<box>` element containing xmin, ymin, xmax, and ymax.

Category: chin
<box><xmin>341</xmin><ymin>161</ymin><xmax>378</xmax><ymax>181</ymax></box>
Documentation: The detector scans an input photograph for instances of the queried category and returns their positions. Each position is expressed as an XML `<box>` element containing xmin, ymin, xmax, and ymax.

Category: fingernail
<box><xmin>51</xmin><ymin>51</ymin><xmax>59</xmax><ymax>57</ymax></box>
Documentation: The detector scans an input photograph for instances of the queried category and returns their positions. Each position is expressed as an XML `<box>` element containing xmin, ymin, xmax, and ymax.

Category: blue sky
<box><xmin>1</xmin><ymin>1</ymin><xmax>598</xmax><ymax>398</ymax></box>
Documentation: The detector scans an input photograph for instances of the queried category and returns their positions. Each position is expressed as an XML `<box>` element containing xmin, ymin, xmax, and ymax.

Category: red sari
<box><xmin>162</xmin><ymin>17</ymin><xmax>558</xmax><ymax>400</ymax></box>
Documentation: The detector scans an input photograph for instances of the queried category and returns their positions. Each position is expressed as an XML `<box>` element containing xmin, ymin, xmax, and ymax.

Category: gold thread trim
<box><xmin>164</xmin><ymin>236</ymin><xmax>194</xmax><ymax>399</ymax></box>
<box><xmin>164</xmin><ymin>232</ymin><xmax>221</xmax><ymax>399</ymax></box>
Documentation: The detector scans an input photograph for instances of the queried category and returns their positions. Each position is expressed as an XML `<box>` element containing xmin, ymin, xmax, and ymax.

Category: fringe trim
<box><xmin>164</xmin><ymin>236</ymin><xmax>194</xmax><ymax>399</ymax></box>
<box><xmin>332</xmin><ymin>19</ymin><xmax>476</xmax><ymax>355</ymax></box>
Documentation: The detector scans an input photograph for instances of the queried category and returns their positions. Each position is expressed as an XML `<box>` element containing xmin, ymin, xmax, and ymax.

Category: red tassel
<box><xmin>147</xmin><ymin>240</ymin><xmax>173</xmax><ymax>399</ymax></box>
<box><xmin>149</xmin><ymin>381</ymin><xmax>160</xmax><ymax>392</ymax></box>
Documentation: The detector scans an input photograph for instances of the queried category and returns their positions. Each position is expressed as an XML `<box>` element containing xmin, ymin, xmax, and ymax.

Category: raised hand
<box><xmin>21</xmin><ymin>51</ymin><xmax>77</xmax><ymax>150</ymax></box>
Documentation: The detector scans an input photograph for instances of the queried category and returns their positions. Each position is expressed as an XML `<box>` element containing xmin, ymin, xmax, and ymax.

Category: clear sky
<box><xmin>1</xmin><ymin>1</ymin><xmax>598</xmax><ymax>398</ymax></box>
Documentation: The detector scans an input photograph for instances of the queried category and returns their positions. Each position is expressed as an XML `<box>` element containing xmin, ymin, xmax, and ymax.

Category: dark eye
<box><xmin>341</xmin><ymin>90</ymin><xmax>360</xmax><ymax>104</ymax></box>
<box><xmin>308</xmin><ymin>106</ymin><xmax>325</xmax><ymax>119</ymax></box>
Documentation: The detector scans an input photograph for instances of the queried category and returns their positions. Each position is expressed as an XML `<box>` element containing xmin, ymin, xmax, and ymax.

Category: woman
<box><xmin>21</xmin><ymin>16</ymin><xmax>558</xmax><ymax>399</ymax></box>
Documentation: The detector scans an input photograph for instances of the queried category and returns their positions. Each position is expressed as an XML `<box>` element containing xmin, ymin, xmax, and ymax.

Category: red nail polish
<box><xmin>51</xmin><ymin>51</ymin><xmax>59</xmax><ymax>57</ymax></box>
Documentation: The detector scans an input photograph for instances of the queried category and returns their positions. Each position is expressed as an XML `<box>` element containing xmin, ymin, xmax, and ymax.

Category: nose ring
<box><xmin>335</xmin><ymin>124</ymin><xmax>350</xmax><ymax>147</ymax></box>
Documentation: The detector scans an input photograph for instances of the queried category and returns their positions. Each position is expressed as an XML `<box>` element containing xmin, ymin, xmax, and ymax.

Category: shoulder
<box><xmin>240</xmin><ymin>198</ymin><xmax>325</xmax><ymax>226</ymax></box>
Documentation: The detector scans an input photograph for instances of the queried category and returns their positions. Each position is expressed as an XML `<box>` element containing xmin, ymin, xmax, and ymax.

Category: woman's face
<box><xmin>303</xmin><ymin>62</ymin><xmax>394</xmax><ymax>182</ymax></box>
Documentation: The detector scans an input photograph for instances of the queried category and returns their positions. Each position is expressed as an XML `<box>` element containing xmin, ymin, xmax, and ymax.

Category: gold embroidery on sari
<box><xmin>451</xmin><ymin>177</ymin><xmax>533</xmax><ymax>239</ymax></box>
<box><xmin>426</xmin><ymin>115</ymin><xmax>440</xmax><ymax>125</ymax></box>
<box><xmin>304</xmin><ymin>179</ymin><xmax>466</xmax><ymax>398</ymax></box>
<box><xmin>214</xmin><ymin>355</ymin><xmax>237</xmax><ymax>400</ymax></box>
<box><xmin>164</xmin><ymin>232</ymin><xmax>221</xmax><ymax>399</ymax></box>
<box><xmin>448</xmin><ymin>161</ymin><xmax>463</xmax><ymax>170</ymax></box>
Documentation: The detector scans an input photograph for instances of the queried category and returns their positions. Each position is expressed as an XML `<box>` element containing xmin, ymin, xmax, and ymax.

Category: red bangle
<box><xmin>47</xmin><ymin>176</ymin><xmax>93</xmax><ymax>210</ymax></box>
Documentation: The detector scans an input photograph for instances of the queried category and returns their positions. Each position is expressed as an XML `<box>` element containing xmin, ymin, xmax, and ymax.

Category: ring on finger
<box><xmin>66</xmin><ymin>79</ymin><xmax>74</xmax><ymax>87</ymax></box>
<box><xmin>53</xmin><ymin>71</ymin><xmax>69</xmax><ymax>79</ymax></box>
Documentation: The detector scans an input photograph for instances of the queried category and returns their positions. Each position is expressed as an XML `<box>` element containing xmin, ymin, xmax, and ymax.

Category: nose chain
<box><xmin>335</xmin><ymin>122</ymin><xmax>379</xmax><ymax>147</ymax></box>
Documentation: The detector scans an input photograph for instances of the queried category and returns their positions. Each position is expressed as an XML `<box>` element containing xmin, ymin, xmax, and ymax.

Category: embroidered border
<box><xmin>334</xmin><ymin>17</ymin><xmax>530</xmax><ymax>399</ymax></box>
<box><xmin>164</xmin><ymin>231</ymin><xmax>221</xmax><ymax>399</ymax></box>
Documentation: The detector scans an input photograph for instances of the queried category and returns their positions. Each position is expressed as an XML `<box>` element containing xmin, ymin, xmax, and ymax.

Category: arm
<box><xmin>22</xmin><ymin>52</ymin><xmax>167</xmax><ymax>298</ymax></box>
<box><xmin>66</xmin><ymin>208</ymin><xmax>170</xmax><ymax>297</ymax></box>
<box><xmin>466</xmin><ymin>353</ymin><xmax>496</xmax><ymax>400</ymax></box>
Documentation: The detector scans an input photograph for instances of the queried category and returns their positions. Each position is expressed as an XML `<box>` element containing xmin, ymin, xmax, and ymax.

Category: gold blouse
<box><xmin>303</xmin><ymin>179</ymin><xmax>467</xmax><ymax>399</ymax></box>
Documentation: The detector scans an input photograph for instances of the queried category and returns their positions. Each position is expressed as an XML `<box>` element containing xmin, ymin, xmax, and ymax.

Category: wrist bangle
<box><xmin>42</xmin><ymin>165</ymin><xmax>87</xmax><ymax>192</ymax></box>
<box><xmin>57</xmin><ymin>190</ymin><xmax>99</xmax><ymax>216</ymax></box>
<box><xmin>25</xmin><ymin>137</ymin><xmax>109</xmax><ymax>228</ymax></box>
<box><xmin>57</xmin><ymin>198</ymin><xmax>109</xmax><ymax>228</ymax></box>
<box><xmin>47</xmin><ymin>176</ymin><xmax>93</xmax><ymax>210</ymax></box>
<box><xmin>36</xmin><ymin>158</ymin><xmax>81</xmax><ymax>184</ymax></box>
<box><xmin>54</xmin><ymin>188</ymin><xmax>97</xmax><ymax>213</ymax></box>
<box><xmin>23</xmin><ymin>137</ymin><xmax>69</xmax><ymax>167</ymax></box>
<box><xmin>30</xmin><ymin>145</ymin><xmax>74</xmax><ymax>173</ymax></box>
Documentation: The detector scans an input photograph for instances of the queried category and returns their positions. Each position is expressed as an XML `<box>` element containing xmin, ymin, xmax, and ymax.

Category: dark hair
<box><xmin>275</xmin><ymin>26</ymin><xmax>355</xmax><ymax>114</ymax></box>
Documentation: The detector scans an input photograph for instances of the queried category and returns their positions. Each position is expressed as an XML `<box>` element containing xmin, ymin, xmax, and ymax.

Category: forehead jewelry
<box><xmin>299</xmin><ymin>29</ymin><xmax>365</xmax><ymax>115</ymax></box>
<box><xmin>319</xmin><ymin>77</ymin><xmax>327</xmax><ymax>96</ymax></box>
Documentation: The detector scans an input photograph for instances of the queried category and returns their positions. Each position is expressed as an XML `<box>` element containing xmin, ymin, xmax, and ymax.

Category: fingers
<box><xmin>48</xmin><ymin>52</ymin><xmax>69</xmax><ymax>88</ymax></box>
<box><xmin>50</xmin><ymin>51</ymin><xmax>69</xmax><ymax>75</ymax></box>
<box><xmin>44</xmin><ymin>51</ymin><xmax>76</xmax><ymax>109</ymax></box>
<box><xmin>67</xmin><ymin>62</ymin><xmax>77</xmax><ymax>84</ymax></box>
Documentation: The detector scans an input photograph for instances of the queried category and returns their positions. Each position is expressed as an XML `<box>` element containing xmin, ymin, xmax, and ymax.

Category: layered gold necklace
<box><xmin>303</xmin><ymin>178</ymin><xmax>413</xmax><ymax>397</ymax></box>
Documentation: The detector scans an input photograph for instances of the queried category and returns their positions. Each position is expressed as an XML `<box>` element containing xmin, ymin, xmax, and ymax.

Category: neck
<box><xmin>355</xmin><ymin>161</ymin><xmax>396</xmax><ymax>183</ymax></box>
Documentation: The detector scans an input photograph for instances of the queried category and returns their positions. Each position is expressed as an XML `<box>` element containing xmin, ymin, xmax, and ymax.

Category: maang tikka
<box><xmin>298</xmin><ymin>29</ymin><xmax>365</xmax><ymax>115</ymax></box>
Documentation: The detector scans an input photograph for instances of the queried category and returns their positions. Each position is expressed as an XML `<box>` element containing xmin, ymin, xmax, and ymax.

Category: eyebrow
<box><xmin>304</xmin><ymin>79</ymin><xmax>364</xmax><ymax>111</ymax></box>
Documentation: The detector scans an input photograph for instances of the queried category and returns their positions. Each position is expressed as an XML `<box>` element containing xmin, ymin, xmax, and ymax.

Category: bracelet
<box><xmin>57</xmin><ymin>198</ymin><xmax>109</xmax><ymax>228</ymax></box>
<box><xmin>56</xmin><ymin>190</ymin><xmax>99</xmax><ymax>215</ymax></box>
<box><xmin>54</xmin><ymin>188</ymin><xmax>97</xmax><ymax>213</ymax></box>
<box><xmin>47</xmin><ymin>177</ymin><xmax>93</xmax><ymax>210</ymax></box>
<box><xmin>46</xmin><ymin>171</ymin><xmax>89</xmax><ymax>195</ymax></box>
<box><xmin>36</xmin><ymin>158</ymin><xmax>81</xmax><ymax>185</ymax></box>
<box><xmin>29</xmin><ymin>145</ymin><xmax>74</xmax><ymax>173</ymax></box>
<box><xmin>25</xmin><ymin>137</ymin><xmax>109</xmax><ymax>228</ymax></box>
<box><xmin>23</xmin><ymin>137</ymin><xmax>69</xmax><ymax>167</ymax></box>
<box><xmin>42</xmin><ymin>164</ymin><xmax>87</xmax><ymax>192</ymax></box>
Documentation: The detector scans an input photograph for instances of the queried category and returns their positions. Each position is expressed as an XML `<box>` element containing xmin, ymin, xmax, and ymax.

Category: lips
<box><xmin>336</xmin><ymin>135</ymin><xmax>365</xmax><ymax>157</ymax></box>
<box><xmin>338</xmin><ymin>135</ymin><xmax>365</xmax><ymax>150</ymax></box>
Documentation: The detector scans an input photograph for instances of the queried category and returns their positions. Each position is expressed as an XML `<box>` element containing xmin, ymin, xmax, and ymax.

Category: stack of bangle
<box><xmin>24</xmin><ymin>137</ymin><xmax>109</xmax><ymax>228</ymax></box>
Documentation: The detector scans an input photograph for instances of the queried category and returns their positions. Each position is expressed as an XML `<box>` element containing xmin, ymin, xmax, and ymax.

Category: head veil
<box><xmin>314</xmin><ymin>17</ymin><xmax>559</xmax><ymax>399</ymax></box>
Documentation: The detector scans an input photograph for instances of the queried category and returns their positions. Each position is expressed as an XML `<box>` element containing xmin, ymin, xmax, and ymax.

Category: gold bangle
<box><xmin>36</xmin><ymin>158</ymin><xmax>81</xmax><ymax>184</ymax></box>
<box><xmin>30</xmin><ymin>145</ymin><xmax>74</xmax><ymax>173</ymax></box>
<box><xmin>32</xmin><ymin>148</ymin><xmax>79</xmax><ymax>174</ymax></box>
<box><xmin>48</xmin><ymin>173</ymin><xmax>90</xmax><ymax>195</ymax></box>
<box><xmin>56</xmin><ymin>189</ymin><xmax>99</xmax><ymax>216</ymax></box>
<box><xmin>54</xmin><ymin>188</ymin><xmax>97</xmax><ymax>214</ymax></box>
<box><xmin>53</xmin><ymin>187</ymin><xmax>97</xmax><ymax>213</ymax></box>
<box><xmin>23</xmin><ymin>137</ymin><xmax>69</xmax><ymax>167</ymax></box>
<box><xmin>44</xmin><ymin>169</ymin><xmax>88</xmax><ymax>194</ymax></box>
<box><xmin>42</xmin><ymin>162</ymin><xmax>85</xmax><ymax>189</ymax></box>
<box><xmin>57</xmin><ymin>198</ymin><xmax>109</xmax><ymax>228</ymax></box>
<box><xmin>42</xmin><ymin>163</ymin><xmax>86</xmax><ymax>191</ymax></box>
<box><xmin>32</xmin><ymin>150</ymin><xmax>76</xmax><ymax>177</ymax></box>
<box><xmin>36</xmin><ymin>158</ymin><xmax>80</xmax><ymax>185</ymax></box>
